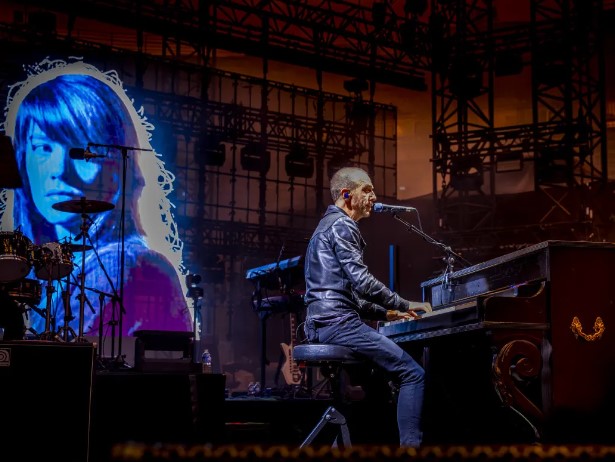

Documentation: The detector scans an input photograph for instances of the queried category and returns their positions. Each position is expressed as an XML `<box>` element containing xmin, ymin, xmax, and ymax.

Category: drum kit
<box><xmin>0</xmin><ymin>197</ymin><xmax>114</xmax><ymax>343</ymax></box>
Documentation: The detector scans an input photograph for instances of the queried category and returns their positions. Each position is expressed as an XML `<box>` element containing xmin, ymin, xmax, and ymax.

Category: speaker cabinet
<box><xmin>90</xmin><ymin>371</ymin><xmax>226</xmax><ymax>462</ymax></box>
<box><xmin>0</xmin><ymin>341</ymin><xmax>95</xmax><ymax>462</ymax></box>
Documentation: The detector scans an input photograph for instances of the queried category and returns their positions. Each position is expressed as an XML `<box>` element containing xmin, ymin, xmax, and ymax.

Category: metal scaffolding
<box><xmin>0</xmin><ymin>3</ymin><xmax>399</xmax><ymax>266</ymax></box>
<box><xmin>430</xmin><ymin>0</ymin><xmax>607</xmax><ymax>257</ymax></box>
<box><xmin>1</xmin><ymin>0</ymin><xmax>610</xmax><ymax>262</ymax></box>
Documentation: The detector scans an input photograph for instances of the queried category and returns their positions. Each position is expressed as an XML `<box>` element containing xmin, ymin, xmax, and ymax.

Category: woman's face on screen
<box><xmin>25</xmin><ymin>122</ymin><xmax>115</xmax><ymax>225</ymax></box>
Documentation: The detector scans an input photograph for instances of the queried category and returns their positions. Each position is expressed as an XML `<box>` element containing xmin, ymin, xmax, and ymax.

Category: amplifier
<box><xmin>0</xmin><ymin>340</ymin><xmax>95</xmax><ymax>462</ymax></box>
<box><xmin>133</xmin><ymin>329</ymin><xmax>198</xmax><ymax>372</ymax></box>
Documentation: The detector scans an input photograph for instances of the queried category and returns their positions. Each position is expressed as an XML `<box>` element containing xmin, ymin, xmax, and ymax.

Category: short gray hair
<box><xmin>330</xmin><ymin>166</ymin><xmax>369</xmax><ymax>201</ymax></box>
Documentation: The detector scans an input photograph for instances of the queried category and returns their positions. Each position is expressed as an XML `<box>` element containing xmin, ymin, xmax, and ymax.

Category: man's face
<box><xmin>349</xmin><ymin>172</ymin><xmax>377</xmax><ymax>221</ymax></box>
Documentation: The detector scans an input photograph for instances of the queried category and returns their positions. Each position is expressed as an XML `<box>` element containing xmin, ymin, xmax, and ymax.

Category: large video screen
<box><xmin>0</xmin><ymin>58</ymin><xmax>193</xmax><ymax>341</ymax></box>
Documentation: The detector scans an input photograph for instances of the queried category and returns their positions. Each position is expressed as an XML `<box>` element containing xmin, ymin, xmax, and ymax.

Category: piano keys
<box><xmin>378</xmin><ymin>240</ymin><xmax>615</xmax><ymax>444</ymax></box>
<box><xmin>377</xmin><ymin>281</ymin><xmax>548</xmax><ymax>342</ymax></box>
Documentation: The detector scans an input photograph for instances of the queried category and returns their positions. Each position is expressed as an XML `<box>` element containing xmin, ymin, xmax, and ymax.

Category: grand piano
<box><xmin>378</xmin><ymin>240</ymin><xmax>615</xmax><ymax>444</ymax></box>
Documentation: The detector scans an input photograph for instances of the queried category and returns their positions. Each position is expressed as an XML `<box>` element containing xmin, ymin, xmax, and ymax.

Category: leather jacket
<box><xmin>304</xmin><ymin>205</ymin><xmax>410</xmax><ymax>326</ymax></box>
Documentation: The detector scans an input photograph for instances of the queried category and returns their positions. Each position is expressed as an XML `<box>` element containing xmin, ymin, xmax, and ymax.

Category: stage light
<box><xmin>240</xmin><ymin>142</ymin><xmax>270</xmax><ymax>173</ymax></box>
<box><xmin>536</xmin><ymin>147</ymin><xmax>574</xmax><ymax>186</ymax></box>
<box><xmin>343</xmin><ymin>78</ymin><xmax>369</xmax><ymax>95</ymax></box>
<box><xmin>187</xmin><ymin>286</ymin><xmax>204</xmax><ymax>299</ymax></box>
<box><xmin>449</xmin><ymin>156</ymin><xmax>484</xmax><ymax>192</ymax></box>
<box><xmin>186</xmin><ymin>273</ymin><xmax>202</xmax><ymax>287</ymax></box>
<box><xmin>200</xmin><ymin>133</ymin><xmax>226</xmax><ymax>167</ymax></box>
<box><xmin>201</xmin><ymin>142</ymin><xmax>225</xmax><ymax>167</ymax></box>
<box><xmin>186</xmin><ymin>273</ymin><xmax>203</xmax><ymax>300</ymax></box>
<box><xmin>285</xmin><ymin>143</ymin><xmax>314</xmax><ymax>179</ymax></box>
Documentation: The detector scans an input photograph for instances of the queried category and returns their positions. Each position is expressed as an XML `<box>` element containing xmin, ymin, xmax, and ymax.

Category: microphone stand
<box><xmin>391</xmin><ymin>214</ymin><xmax>472</xmax><ymax>297</ymax></box>
<box><xmin>57</xmin><ymin>272</ymin><xmax>76</xmax><ymax>342</ymax></box>
<box><xmin>117</xmin><ymin>146</ymin><xmax>128</xmax><ymax>366</ymax></box>
<box><xmin>191</xmin><ymin>295</ymin><xmax>201</xmax><ymax>365</ymax></box>
<box><xmin>67</xmin><ymin>279</ymin><xmax>113</xmax><ymax>345</ymax></box>
<box><xmin>87</xmin><ymin>142</ymin><xmax>153</xmax><ymax>366</ymax></box>
<box><xmin>78</xmin><ymin>217</ymin><xmax>123</xmax><ymax>367</ymax></box>
<box><xmin>68</xmin><ymin>252</ymin><xmax>115</xmax><ymax>367</ymax></box>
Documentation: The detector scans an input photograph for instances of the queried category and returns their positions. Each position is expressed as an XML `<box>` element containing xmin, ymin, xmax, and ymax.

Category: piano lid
<box><xmin>420</xmin><ymin>240</ymin><xmax>615</xmax><ymax>289</ymax></box>
<box><xmin>245</xmin><ymin>255</ymin><xmax>303</xmax><ymax>281</ymax></box>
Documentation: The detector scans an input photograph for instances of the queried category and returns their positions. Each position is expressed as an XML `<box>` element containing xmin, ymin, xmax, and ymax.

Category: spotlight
<box><xmin>201</xmin><ymin>141</ymin><xmax>226</xmax><ymax>167</ymax></box>
<box><xmin>187</xmin><ymin>286</ymin><xmax>204</xmax><ymax>299</ymax></box>
<box><xmin>186</xmin><ymin>273</ymin><xmax>202</xmax><ymax>287</ymax></box>
<box><xmin>343</xmin><ymin>78</ymin><xmax>369</xmax><ymax>95</ymax></box>
<box><xmin>285</xmin><ymin>143</ymin><xmax>314</xmax><ymax>179</ymax></box>
<box><xmin>186</xmin><ymin>273</ymin><xmax>203</xmax><ymax>300</ymax></box>
<box><xmin>240</xmin><ymin>142</ymin><xmax>271</xmax><ymax>173</ymax></box>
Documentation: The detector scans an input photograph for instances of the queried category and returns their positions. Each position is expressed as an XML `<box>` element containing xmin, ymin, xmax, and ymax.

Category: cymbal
<box><xmin>52</xmin><ymin>198</ymin><xmax>114</xmax><ymax>214</ymax></box>
<box><xmin>64</xmin><ymin>243</ymin><xmax>94</xmax><ymax>252</ymax></box>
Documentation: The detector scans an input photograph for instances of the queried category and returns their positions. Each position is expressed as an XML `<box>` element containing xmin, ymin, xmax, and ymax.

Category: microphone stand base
<box><xmin>38</xmin><ymin>330</ymin><xmax>60</xmax><ymax>342</ymax></box>
<box><xmin>96</xmin><ymin>355</ymin><xmax>132</xmax><ymax>371</ymax></box>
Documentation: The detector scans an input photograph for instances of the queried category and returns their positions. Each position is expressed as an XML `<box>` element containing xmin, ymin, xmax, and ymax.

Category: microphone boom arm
<box><xmin>88</xmin><ymin>142</ymin><xmax>153</xmax><ymax>152</ymax></box>
<box><xmin>391</xmin><ymin>214</ymin><xmax>472</xmax><ymax>269</ymax></box>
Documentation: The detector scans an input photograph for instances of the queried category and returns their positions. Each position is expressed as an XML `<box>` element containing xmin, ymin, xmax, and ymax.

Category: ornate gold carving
<box><xmin>570</xmin><ymin>316</ymin><xmax>605</xmax><ymax>342</ymax></box>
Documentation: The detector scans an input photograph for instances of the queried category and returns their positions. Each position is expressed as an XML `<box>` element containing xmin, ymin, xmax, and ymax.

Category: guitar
<box><xmin>279</xmin><ymin>311</ymin><xmax>302</xmax><ymax>386</ymax></box>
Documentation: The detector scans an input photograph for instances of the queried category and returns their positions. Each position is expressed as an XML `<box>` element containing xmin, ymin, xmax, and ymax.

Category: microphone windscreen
<box><xmin>69</xmin><ymin>148</ymin><xmax>85</xmax><ymax>159</ymax></box>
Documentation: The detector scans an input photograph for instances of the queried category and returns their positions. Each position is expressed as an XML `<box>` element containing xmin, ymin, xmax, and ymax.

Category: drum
<box><xmin>0</xmin><ymin>231</ymin><xmax>34</xmax><ymax>283</ymax></box>
<box><xmin>33</xmin><ymin>242</ymin><xmax>75</xmax><ymax>281</ymax></box>
<box><xmin>0</xmin><ymin>278</ymin><xmax>42</xmax><ymax>307</ymax></box>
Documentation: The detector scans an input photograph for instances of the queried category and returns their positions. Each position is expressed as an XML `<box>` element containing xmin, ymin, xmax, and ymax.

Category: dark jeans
<box><xmin>305</xmin><ymin>315</ymin><xmax>424</xmax><ymax>447</ymax></box>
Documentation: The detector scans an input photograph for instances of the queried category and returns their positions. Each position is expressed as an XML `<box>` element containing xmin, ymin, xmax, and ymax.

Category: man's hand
<box><xmin>386</xmin><ymin>309</ymin><xmax>419</xmax><ymax>322</ymax></box>
<box><xmin>408</xmin><ymin>301</ymin><xmax>432</xmax><ymax>314</ymax></box>
<box><xmin>386</xmin><ymin>302</ymin><xmax>432</xmax><ymax>322</ymax></box>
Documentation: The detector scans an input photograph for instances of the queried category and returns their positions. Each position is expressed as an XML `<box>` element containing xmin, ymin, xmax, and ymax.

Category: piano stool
<box><xmin>293</xmin><ymin>343</ymin><xmax>361</xmax><ymax>448</ymax></box>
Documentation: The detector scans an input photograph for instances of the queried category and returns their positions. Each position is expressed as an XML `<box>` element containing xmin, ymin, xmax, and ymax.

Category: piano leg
<box><xmin>420</xmin><ymin>329</ymin><xmax>545</xmax><ymax>445</ymax></box>
<box><xmin>492</xmin><ymin>335</ymin><xmax>545</xmax><ymax>440</ymax></box>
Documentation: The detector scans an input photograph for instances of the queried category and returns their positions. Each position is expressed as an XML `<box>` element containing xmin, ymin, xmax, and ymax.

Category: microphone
<box><xmin>373</xmin><ymin>203</ymin><xmax>416</xmax><ymax>213</ymax></box>
<box><xmin>69</xmin><ymin>147</ymin><xmax>106</xmax><ymax>161</ymax></box>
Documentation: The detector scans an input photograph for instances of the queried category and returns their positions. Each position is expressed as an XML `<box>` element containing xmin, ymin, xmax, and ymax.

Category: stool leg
<box><xmin>311</xmin><ymin>364</ymin><xmax>342</xmax><ymax>401</ymax></box>
<box><xmin>300</xmin><ymin>406</ymin><xmax>352</xmax><ymax>449</ymax></box>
